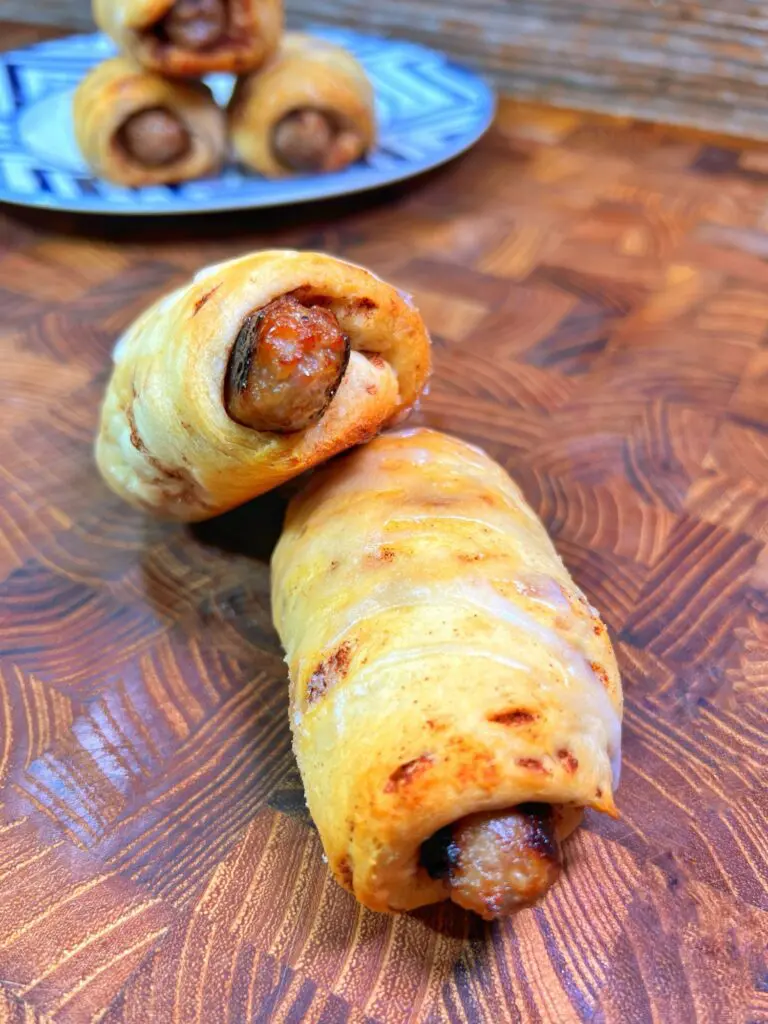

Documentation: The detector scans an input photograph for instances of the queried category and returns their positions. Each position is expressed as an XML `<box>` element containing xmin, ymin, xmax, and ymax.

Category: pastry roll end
<box><xmin>73</xmin><ymin>56</ymin><xmax>225</xmax><ymax>186</ymax></box>
<box><xmin>95</xmin><ymin>251</ymin><xmax>431</xmax><ymax>520</ymax></box>
<box><xmin>92</xmin><ymin>0</ymin><xmax>283</xmax><ymax>77</ymax></box>
<box><xmin>229</xmin><ymin>33</ymin><xmax>376</xmax><ymax>177</ymax></box>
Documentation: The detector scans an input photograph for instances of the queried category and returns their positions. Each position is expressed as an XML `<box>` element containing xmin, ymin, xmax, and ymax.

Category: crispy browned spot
<box><xmin>590</xmin><ymin>661</ymin><xmax>610</xmax><ymax>687</ymax></box>
<box><xmin>557</xmin><ymin>749</ymin><xmax>579</xmax><ymax>773</ymax></box>
<box><xmin>490</xmin><ymin>709</ymin><xmax>537</xmax><ymax>726</ymax></box>
<box><xmin>336</xmin><ymin>857</ymin><xmax>353</xmax><ymax>888</ymax></box>
<box><xmin>126</xmin><ymin>403</ymin><xmax>210</xmax><ymax>510</ymax></box>
<box><xmin>127</xmin><ymin>404</ymin><xmax>147</xmax><ymax>454</ymax></box>
<box><xmin>192</xmin><ymin>283</ymin><xmax>220</xmax><ymax>316</ymax></box>
<box><xmin>366</xmin><ymin>546</ymin><xmax>396</xmax><ymax>564</ymax></box>
<box><xmin>457</xmin><ymin>552</ymin><xmax>485</xmax><ymax>563</ymax></box>
<box><xmin>290</xmin><ymin>286</ymin><xmax>333</xmax><ymax>307</ymax></box>
<box><xmin>306</xmin><ymin>640</ymin><xmax>353</xmax><ymax>705</ymax></box>
<box><xmin>384</xmin><ymin>754</ymin><xmax>433</xmax><ymax>793</ymax></box>
<box><xmin>517</xmin><ymin>757</ymin><xmax>550</xmax><ymax>773</ymax></box>
<box><xmin>596</xmin><ymin>787</ymin><xmax>603</xmax><ymax>798</ymax></box>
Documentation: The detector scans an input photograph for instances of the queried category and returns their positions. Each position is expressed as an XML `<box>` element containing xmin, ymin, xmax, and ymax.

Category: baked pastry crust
<box><xmin>95</xmin><ymin>251</ymin><xmax>432</xmax><ymax>520</ymax></box>
<box><xmin>229</xmin><ymin>32</ymin><xmax>376</xmax><ymax>177</ymax></box>
<box><xmin>271</xmin><ymin>428</ymin><xmax>623</xmax><ymax>914</ymax></box>
<box><xmin>73</xmin><ymin>56</ymin><xmax>225</xmax><ymax>186</ymax></box>
<box><xmin>92</xmin><ymin>0</ymin><xmax>282</xmax><ymax>77</ymax></box>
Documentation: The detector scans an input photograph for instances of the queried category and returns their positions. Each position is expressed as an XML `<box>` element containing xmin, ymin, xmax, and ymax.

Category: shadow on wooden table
<box><xmin>1</xmin><ymin>168</ymin><xmax>449</xmax><ymax>244</ymax></box>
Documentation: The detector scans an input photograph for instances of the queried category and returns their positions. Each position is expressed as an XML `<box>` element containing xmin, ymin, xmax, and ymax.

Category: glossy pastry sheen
<box><xmin>95</xmin><ymin>251</ymin><xmax>431</xmax><ymax>521</ymax></box>
<box><xmin>73</xmin><ymin>57</ymin><xmax>225</xmax><ymax>186</ymax></box>
<box><xmin>229</xmin><ymin>33</ymin><xmax>375</xmax><ymax>177</ymax></box>
<box><xmin>271</xmin><ymin>429</ymin><xmax>623</xmax><ymax>918</ymax></box>
<box><xmin>92</xmin><ymin>0</ymin><xmax>282</xmax><ymax>77</ymax></box>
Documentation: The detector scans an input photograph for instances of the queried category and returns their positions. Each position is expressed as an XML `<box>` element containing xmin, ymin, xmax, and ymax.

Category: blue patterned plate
<box><xmin>0</xmin><ymin>27</ymin><xmax>495</xmax><ymax>215</ymax></box>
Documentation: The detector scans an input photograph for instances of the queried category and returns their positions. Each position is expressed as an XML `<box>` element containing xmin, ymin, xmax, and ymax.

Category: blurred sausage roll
<box><xmin>92</xmin><ymin>0</ymin><xmax>282</xmax><ymax>77</ymax></box>
<box><xmin>229</xmin><ymin>32</ymin><xmax>376</xmax><ymax>177</ymax></box>
<box><xmin>96</xmin><ymin>251</ymin><xmax>431</xmax><ymax>521</ymax></box>
<box><xmin>73</xmin><ymin>57</ymin><xmax>225</xmax><ymax>186</ymax></box>
<box><xmin>271</xmin><ymin>429</ymin><xmax>623</xmax><ymax>919</ymax></box>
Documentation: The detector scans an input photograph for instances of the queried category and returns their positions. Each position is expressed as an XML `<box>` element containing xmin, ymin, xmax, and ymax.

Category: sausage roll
<box><xmin>73</xmin><ymin>57</ymin><xmax>225</xmax><ymax>187</ymax></box>
<box><xmin>271</xmin><ymin>428</ymin><xmax>623</xmax><ymax>919</ymax></box>
<box><xmin>229</xmin><ymin>33</ymin><xmax>376</xmax><ymax>177</ymax></box>
<box><xmin>92</xmin><ymin>0</ymin><xmax>282</xmax><ymax>77</ymax></box>
<box><xmin>95</xmin><ymin>251</ymin><xmax>431</xmax><ymax>521</ymax></box>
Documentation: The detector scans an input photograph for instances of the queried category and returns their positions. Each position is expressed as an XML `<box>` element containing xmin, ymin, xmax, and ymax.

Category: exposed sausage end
<box><xmin>117</xmin><ymin>106</ymin><xmax>191</xmax><ymax>167</ymax></box>
<box><xmin>272</xmin><ymin>108</ymin><xmax>362</xmax><ymax>173</ymax></box>
<box><xmin>225</xmin><ymin>294</ymin><xmax>351</xmax><ymax>433</ymax></box>
<box><xmin>420</xmin><ymin>804</ymin><xmax>562</xmax><ymax>920</ymax></box>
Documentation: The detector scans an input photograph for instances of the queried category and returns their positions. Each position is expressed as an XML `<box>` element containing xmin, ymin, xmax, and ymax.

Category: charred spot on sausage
<box><xmin>420</xmin><ymin>825</ymin><xmax>460</xmax><ymax>880</ymax></box>
<box><xmin>516</xmin><ymin>803</ymin><xmax>560</xmax><ymax>860</ymax></box>
<box><xmin>224</xmin><ymin>295</ymin><xmax>351</xmax><ymax>433</ymax></box>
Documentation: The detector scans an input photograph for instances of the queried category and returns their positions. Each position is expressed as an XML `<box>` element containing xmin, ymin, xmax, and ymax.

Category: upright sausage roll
<box><xmin>271</xmin><ymin>429</ymin><xmax>623</xmax><ymax>919</ymax></box>
<box><xmin>73</xmin><ymin>57</ymin><xmax>225</xmax><ymax>187</ymax></box>
<box><xmin>229</xmin><ymin>33</ymin><xmax>376</xmax><ymax>177</ymax></box>
<box><xmin>92</xmin><ymin>0</ymin><xmax>282</xmax><ymax>77</ymax></box>
<box><xmin>95</xmin><ymin>251</ymin><xmax>431</xmax><ymax>521</ymax></box>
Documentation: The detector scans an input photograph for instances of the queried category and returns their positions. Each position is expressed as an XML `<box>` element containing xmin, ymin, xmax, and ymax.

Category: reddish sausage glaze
<box><xmin>225</xmin><ymin>295</ymin><xmax>351</xmax><ymax>433</ymax></box>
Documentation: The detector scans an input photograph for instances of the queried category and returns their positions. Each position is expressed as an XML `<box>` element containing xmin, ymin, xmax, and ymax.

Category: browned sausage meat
<box><xmin>160</xmin><ymin>0</ymin><xmax>227</xmax><ymax>51</ymax></box>
<box><xmin>420</xmin><ymin>804</ymin><xmax>562</xmax><ymax>919</ymax></box>
<box><xmin>225</xmin><ymin>294</ymin><xmax>351</xmax><ymax>433</ymax></box>
<box><xmin>117</xmin><ymin>107</ymin><xmax>191</xmax><ymax>166</ymax></box>
<box><xmin>272</xmin><ymin>109</ymin><xmax>362</xmax><ymax>173</ymax></box>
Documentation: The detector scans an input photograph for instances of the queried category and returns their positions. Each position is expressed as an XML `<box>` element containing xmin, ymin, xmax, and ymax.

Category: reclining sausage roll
<box><xmin>93</xmin><ymin>0</ymin><xmax>282</xmax><ymax>77</ymax></box>
<box><xmin>229</xmin><ymin>33</ymin><xmax>375</xmax><ymax>177</ymax></box>
<box><xmin>271</xmin><ymin>429</ymin><xmax>623</xmax><ymax>919</ymax></box>
<box><xmin>95</xmin><ymin>251</ymin><xmax>431</xmax><ymax>521</ymax></box>
<box><xmin>73</xmin><ymin>57</ymin><xmax>225</xmax><ymax>187</ymax></box>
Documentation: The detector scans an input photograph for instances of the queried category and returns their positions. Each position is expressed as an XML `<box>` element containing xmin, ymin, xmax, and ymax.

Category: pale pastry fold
<box><xmin>92</xmin><ymin>0</ymin><xmax>282</xmax><ymax>77</ymax></box>
<box><xmin>95</xmin><ymin>251</ymin><xmax>431</xmax><ymax>521</ymax></box>
<box><xmin>73</xmin><ymin>56</ymin><xmax>225</xmax><ymax>186</ymax></box>
<box><xmin>229</xmin><ymin>32</ymin><xmax>376</xmax><ymax>177</ymax></box>
<box><xmin>271</xmin><ymin>428</ymin><xmax>623</xmax><ymax>918</ymax></box>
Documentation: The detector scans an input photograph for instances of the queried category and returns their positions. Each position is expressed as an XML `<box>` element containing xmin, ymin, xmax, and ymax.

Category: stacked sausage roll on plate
<box><xmin>95</xmin><ymin>250</ymin><xmax>623</xmax><ymax>920</ymax></box>
<box><xmin>75</xmin><ymin>0</ymin><xmax>377</xmax><ymax>187</ymax></box>
<box><xmin>93</xmin><ymin>0</ymin><xmax>283</xmax><ymax>77</ymax></box>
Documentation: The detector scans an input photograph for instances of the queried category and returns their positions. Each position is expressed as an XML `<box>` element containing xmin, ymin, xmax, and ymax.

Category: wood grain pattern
<box><xmin>1</xmin><ymin>25</ymin><xmax>767</xmax><ymax>1023</ymax></box>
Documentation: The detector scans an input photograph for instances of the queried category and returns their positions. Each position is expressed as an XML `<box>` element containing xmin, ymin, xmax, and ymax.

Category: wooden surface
<box><xmin>14</xmin><ymin>1</ymin><xmax>768</xmax><ymax>140</ymax></box>
<box><xmin>1</xmin><ymin>27</ymin><xmax>768</xmax><ymax>1024</ymax></box>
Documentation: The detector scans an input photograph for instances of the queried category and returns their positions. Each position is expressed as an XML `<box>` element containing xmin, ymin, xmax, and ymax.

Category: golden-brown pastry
<box><xmin>92</xmin><ymin>0</ymin><xmax>282</xmax><ymax>77</ymax></box>
<box><xmin>271</xmin><ymin>428</ymin><xmax>623</xmax><ymax>919</ymax></box>
<box><xmin>229</xmin><ymin>32</ymin><xmax>376</xmax><ymax>177</ymax></box>
<box><xmin>95</xmin><ymin>251</ymin><xmax>431</xmax><ymax>521</ymax></box>
<box><xmin>73</xmin><ymin>57</ymin><xmax>225</xmax><ymax>186</ymax></box>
